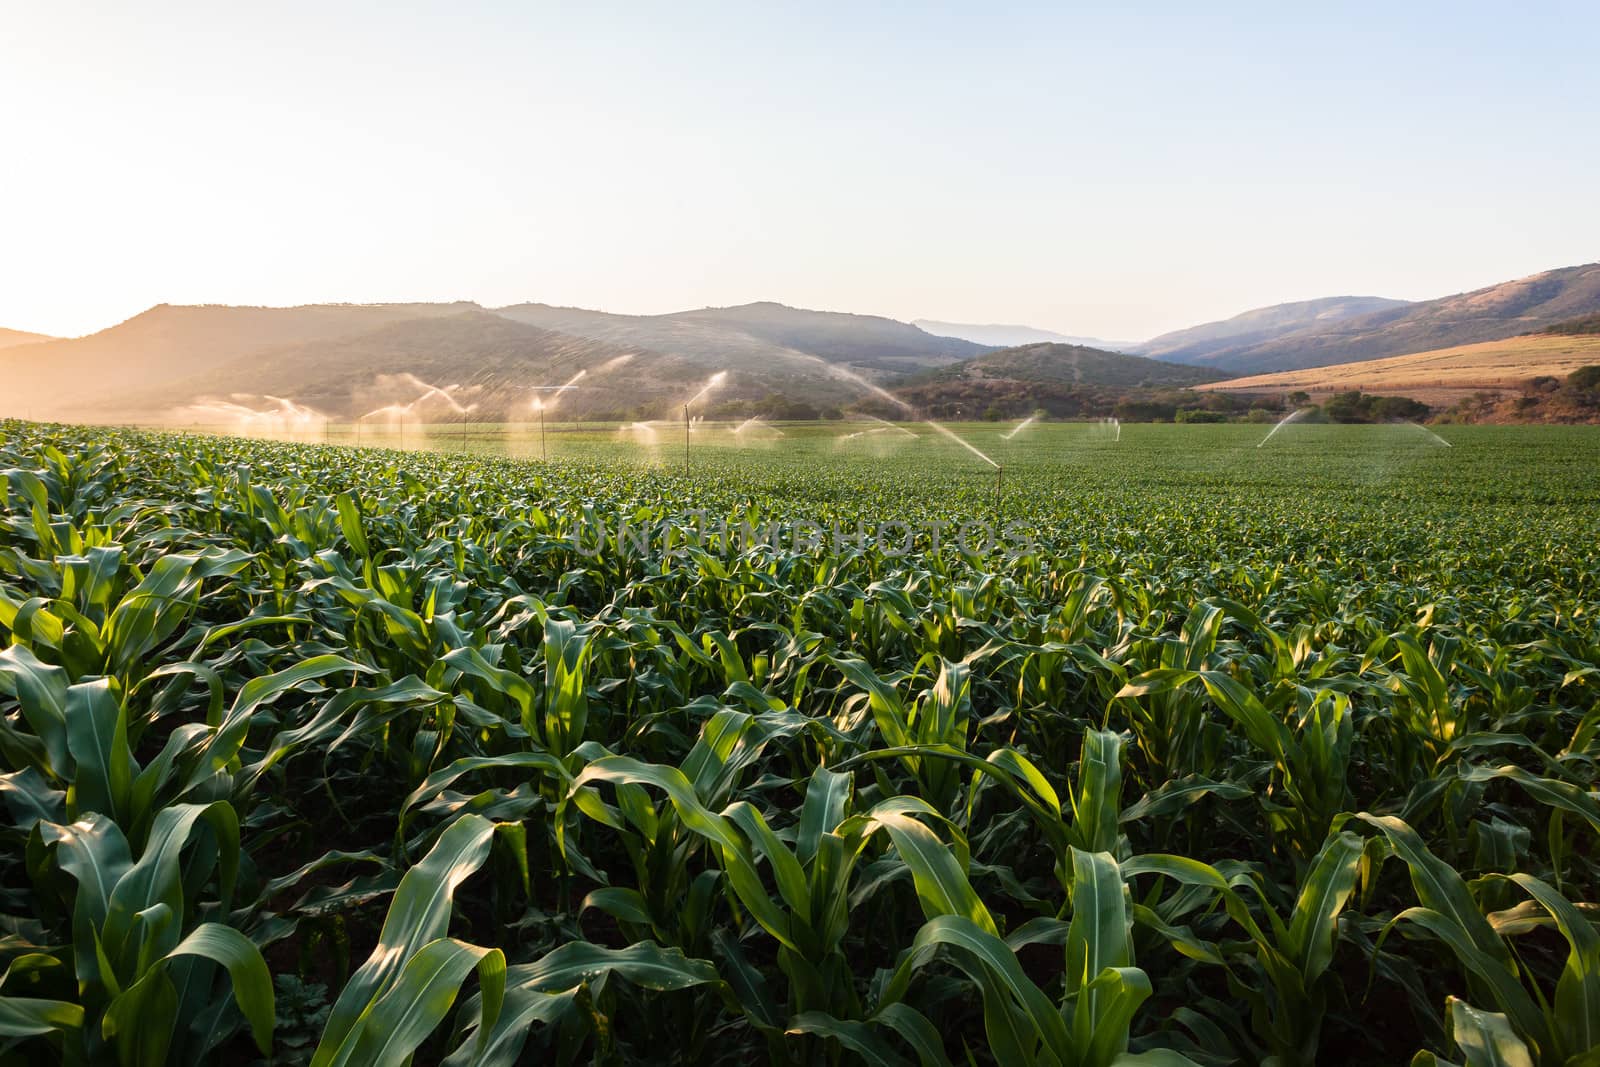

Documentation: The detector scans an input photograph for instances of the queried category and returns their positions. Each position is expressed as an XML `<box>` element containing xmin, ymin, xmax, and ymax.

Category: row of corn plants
<box><xmin>0</xmin><ymin>420</ymin><xmax>1596</xmax><ymax>1065</ymax></box>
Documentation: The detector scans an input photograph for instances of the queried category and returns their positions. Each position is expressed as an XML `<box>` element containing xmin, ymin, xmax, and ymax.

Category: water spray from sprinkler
<box><xmin>733</xmin><ymin>417</ymin><xmax>784</xmax><ymax>440</ymax></box>
<box><xmin>1257</xmin><ymin>408</ymin><xmax>1310</xmax><ymax>447</ymax></box>
<box><xmin>922</xmin><ymin>419</ymin><xmax>1003</xmax><ymax>524</ymax></box>
<box><xmin>924</xmin><ymin>419</ymin><xmax>1000</xmax><ymax>469</ymax></box>
<box><xmin>527</xmin><ymin>369</ymin><xmax>589</xmax><ymax>463</ymax></box>
<box><xmin>1404</xmin><ymin>421</ymin><xmax>1452</xmax><ymax>447</ymax></box>
<box><xmin>839</xmin><ymin>416</ymin><xmax>917</xmax><ymax>441</ymax></box>
<box><xmin>685</xmin><ymin>371</ymin><xmax>728</xmax><ymax>408</ymax></box>
<box><xmin>1002</xmin><ymin>414</ymin><xmax>1038</xmax><ymax>441</ymax></box>
<box><xmin>680</xmin><ymin>372</ymin><xmax>728</xmax><ymax>467</ymax></box>
<box><xmin>533</xmin><ymin>369</ymin><xmax>587</xmax><ymax>412</ymax></box>
<box><xmin>865</xmin><ymin>414</ymin><xmax>917</xmax><ymax>436</ymax></box>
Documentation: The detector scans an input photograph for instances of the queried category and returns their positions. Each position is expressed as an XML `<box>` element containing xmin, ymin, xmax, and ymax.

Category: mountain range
<box><xmin>912</xmin><ymin>342</ymin><xmax>1223</xmax><ymax>390</ymax></box>
<box><xmin>895</xmin><ymin>342</ymin><xmax>1227</xmax><ymax>420</ymax></box>
<box><xmin>2</xmin><ymin>260</ymin><xmax>1597</xmax><ymax>423</ymax></box>
<box><xmin>1137</xmin><ymin>263</ymin><xmax>1600</xmax><ymax>375</ymax></box>
<box><xmin>1127</xmin><ymin>297</ymin><xmax>1411</xmax><ymax>365</ymax></box>
<box><xmin>0</xmin><ymin>301</ymin><xmax>991</xmax><ymax>422</ymax></box>
<box><xmin>912</xmin><ymin>320</ymin><xmax>1133</xmax><ymax>351</ymax></box>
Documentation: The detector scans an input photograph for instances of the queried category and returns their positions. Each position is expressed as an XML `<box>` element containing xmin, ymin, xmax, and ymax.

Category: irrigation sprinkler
<box><xmin>994</xmin><ymin>464</ymin><xmax>1004</xmax><ymax>522</ymax></box>
<box><xmin>678</xmin><ymin>372</ymin><xmax>727</xmax><ymax>468</ymax></box>
<box><xmin>539</xmin><ymin>402</ymin><xmax>547</xmax><ymax>461</ymax></box>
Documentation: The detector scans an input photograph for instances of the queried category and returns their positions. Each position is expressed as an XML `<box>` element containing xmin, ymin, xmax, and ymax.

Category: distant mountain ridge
<box><xmin>1</xmin><ymin>299</ymin><xmax>991</xmax><ymax>422</ymax></box>
<box><xmin>0</xmin><ymin>327</ymin><xmax>54</xmax><ymax>349</ymax></box>
<box><xmin>5</xmin><ymin>262</ymin><xmax>1598</xmax><ymax>423</ymax></box>
<box><xmin>924</xmin><ymin>342</ymin><xmax>1226</xmax><ymax>389</ymax></box>
<box><xmin>894</xmin><ymin>340</ymin><xmax>1228</xmax><ymax>418</ymax></box>
<box><xmin>144</xmin><ymin>309</ymin><xmax>707</xmax><ymax>421</ymax></box>
<box><xmin>497</xmin><ymin>301</ymin><xmax>988</xmax><ymax>378</ymax></box>
<box><xmin>912</xmin><ymin>319</ymin><xmax>1134</xmax><ymax>352</ymax></box>
<box><xmin>2</xmin><ymin>302</ymin><xmax>480</xmax><ymax>415</ymax></box>
<box><xmin>1130</xmin><ymin>296</ymin><xmax>1411</xmax><ymax>365</ymax></box>
<box><xmin>1141</xmin><ymin>262</ymin><xmax>1600</xmax><ymax>374</ymax></box>
<box><xmin>667</xmin><ymin>303</ymin><xmax>987</xmax><ymax>369</ymax></box>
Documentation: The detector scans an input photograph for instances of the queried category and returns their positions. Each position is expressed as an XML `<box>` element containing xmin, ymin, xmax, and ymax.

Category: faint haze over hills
<box><xmin>0</xmin><ymin>300</ymin><xmax>992</xmax><ymax>422</ymax></box>
<box><xmin>1159</xmin><ymin>263</ymin><xmax>1600</xmax><ymax>375</ymax></box>
<box><xmin>896</xmin><ymin>342</ymin><xmax>1229</xmax><ymax>422</ymax></box>
<box><xmin>3</xmin><ymin>5</ymin><xmax>1599</xmax><ymax>341</ymax></box>
<box><xmin>1129</xmin><ymin>297</ymin><xmax>1412</xmax><ymax>365</ymax></box>
<box><xmin>913</xmin><ymin>320</ymin><xmax>1135</xmax><ymax>352</ymax></box>
<box><xmin>496</xmin><ymin>302</ymin><xmax>985</xmax><ymax>380</ymax></box>
<box><xmin>9</xmin><ymin>257</ymin><xmax>1600</xmax><ymax>422</ymax></box>
<box><xmin>1</xmin><ymin>303</ymin><xmax>480</xmax><ymax>405</ymax></box>
<box><xmin>7</xmin><ymin>259</ymin><xmax>1599</xmax><ymax>424</ymax></box>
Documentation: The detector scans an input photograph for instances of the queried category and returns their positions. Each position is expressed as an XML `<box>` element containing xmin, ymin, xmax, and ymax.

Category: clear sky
<box><xmin>3</xmin><ymin>1</ymin><xmax>1597</xmax><ymax>341</ymax></box>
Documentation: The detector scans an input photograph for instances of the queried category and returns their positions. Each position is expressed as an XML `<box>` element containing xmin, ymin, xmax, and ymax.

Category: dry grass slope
<box><xmin>1199</xmin><ymin>333</ymin><xmax>1600</xmax><ymax>406</ymax></box>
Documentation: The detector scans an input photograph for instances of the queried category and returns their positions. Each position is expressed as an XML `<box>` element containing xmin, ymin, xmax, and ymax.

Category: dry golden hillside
<box><xmin>1198</xmin><ymin>333</ymin><xmax>1600</xmax><ymax>406</ymax></box>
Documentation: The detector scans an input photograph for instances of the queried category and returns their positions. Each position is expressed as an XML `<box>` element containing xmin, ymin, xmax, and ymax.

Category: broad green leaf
<box><xmin>312</xmin><ymin>813</ymin><xmax>496</xmax><ymax>1067</ymax></box>
<box><xmin>64</xmin><ymin>678</ymin><xmax>135</xmax><ymax>824</ymax></box>
<box><xmin>1446</xmin><ymin>997</ymin><xmax>1535</xmax><ymax>1067</ymax></box>
<box><xmin>342</xmin><ymin>939</ymin><xmax>505</xmax><ymax>1067</ymax></box>
<box><xmin>1283</xmin><ymin>830</ymin><xmax>1363</xmax><ymax>983</ymax></box>
<box><xmin>0</xmin><ymin>995</ymin><xmax>84</xmax><ymax>1038</ymax></box>
<box><xmin>164</xmin><ymin>922</ymin><xmax>275</xmax><ymax>1054</ymax></box>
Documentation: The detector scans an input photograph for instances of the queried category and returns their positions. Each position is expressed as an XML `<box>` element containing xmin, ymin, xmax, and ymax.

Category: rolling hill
<box><xmin>930</xmin><ymin>342</ymin><xmax>1227</xmax><ymax>388</ymax></box>
<box><xmin>0</xmin><ymin>327</ymin><xmax>54</xmax><ymax>350</ymax></box>
<box><xmin>1163</xmin><ymin>263</ymin><xmax>1600</xmax><ymax>375</ymax></box>
<box><xmin>665</xmin><ymin>302</ymin><xmax>987</xmax><ymax>371</ymax></box>
<box><xmin>495</xmin><ymin>301</ymin><xmax>987</xmax><ymax>380</ymax></box>
<box><xmin>11</xmin><ymin>266</ymin><xmax>1598</xmax><ymax>425</ymax></box>
<box><xmin>1130</xmin><ymin>296</ymin><xmax>1410</xmax><ymax>365</ymax></box>
<box><xmin>894</xmin><ymin>341</ymin><xmax>1228</xmax><ymax>418</ymax></box>
<box><xmin>134</xmin><ymin>309</ymin><xmax>709</xmax><ymax>422</ymax></box>
<box><xmin>1</xmin><ymin>299</ymin><xmax>989</xmax><ymax>423</ymax></box>
<box><xmin>1</xmin><ymin>302</ymin><xmax>481</xmax><ymax>419</ymax></box>
<box><xmin>912</xmin><ymin>319</ymin><xmax>1134</xmax><ymax>351</ymax></box>
<box><xmin>1199</xmin><ymin>331</ymin><xmax>1600</xmax><ymax>407</ymax></box>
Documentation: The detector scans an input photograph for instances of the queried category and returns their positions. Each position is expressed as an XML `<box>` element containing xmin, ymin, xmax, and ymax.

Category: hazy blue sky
<box><xmin>3</xmin><ymin>1</ymin><xmax>1597</xmax><ymax>340</ymax></box>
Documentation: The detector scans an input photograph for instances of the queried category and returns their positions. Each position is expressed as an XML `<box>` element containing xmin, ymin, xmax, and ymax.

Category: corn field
<box><xmin>1</xmin><ymin>419</ymin><xmax>1597</xmax><ymax>1066</ymax></box>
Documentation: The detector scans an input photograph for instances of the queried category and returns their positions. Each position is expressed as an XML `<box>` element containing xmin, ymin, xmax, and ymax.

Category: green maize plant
<box><xmin>1</xmin><ymin>419</ymin><xmax>1598</xmax><ymax>1064</ymax></box>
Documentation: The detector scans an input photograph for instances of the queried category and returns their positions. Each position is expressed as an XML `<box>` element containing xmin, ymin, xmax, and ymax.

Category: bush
<box><xmin>1544</xmin><ymin>314</ymin><xmax>1600</xmax><ymax>336</ymax></box>
<box><xmin>1322</xmin><ymin>391</ymin><xmax>1430</xmax><ymax>423</ymax></box>
<box><xmin>1566</xmin><ymin>365</ymin><xmax>1600</xmax><ymax>392</ymax></box>
<box><xmin>1321</xmin><ymin>391</ymin><xmax>1369</xmax><ymax>423</ymax></box>
<box><xmin>1113</xmin><ymin>398</ymin><xmax>1177</xmax><ymax>422</ymax></box>
<box><xmin>1369</xmin><ymin>395</ymin><xmax>1430</xmax><ymax>421</ymax></box>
